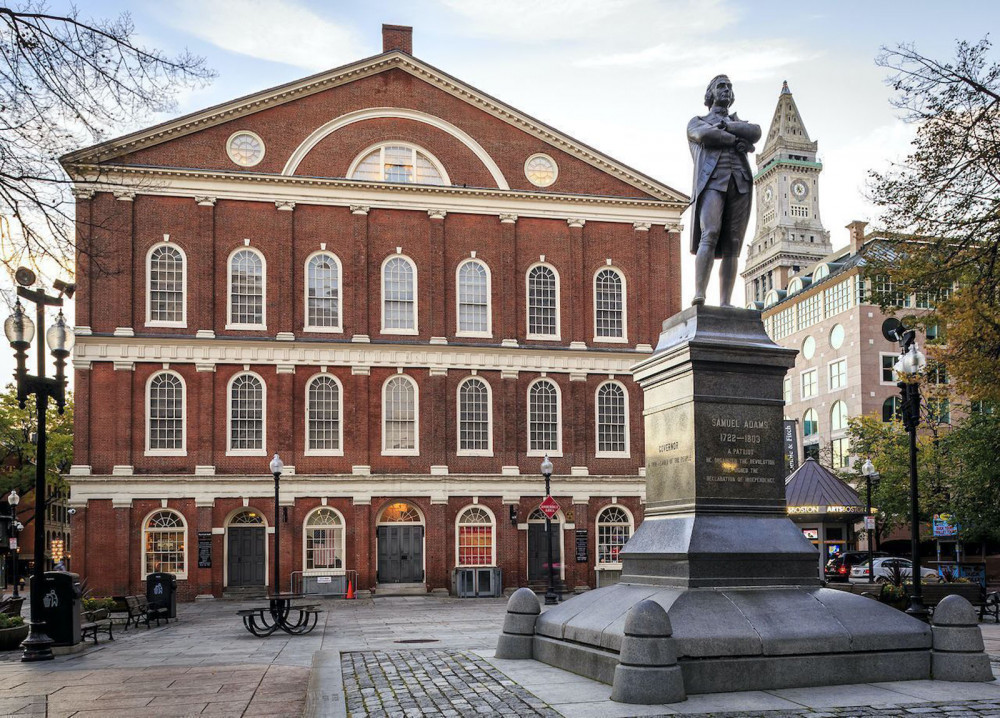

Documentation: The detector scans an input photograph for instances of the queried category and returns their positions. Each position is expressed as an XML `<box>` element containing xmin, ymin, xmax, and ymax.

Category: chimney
<box><xmin>846</xmin><ymin>220</ymin><xmax>868</xmax><ymax>255</ymax></box>
<box><xmin>382</xmin><ymin>24</ymin><xmax>413</xmax><ymax>55</ymax></box>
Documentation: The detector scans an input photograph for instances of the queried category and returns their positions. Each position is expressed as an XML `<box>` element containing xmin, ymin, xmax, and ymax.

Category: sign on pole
<box><xmin>864</xmin><ymin>516</ymin><xmax>875</xmax><ymax>531</ymax></box>
<box><xmin>539</xmin><ymin>495</ymin><xmax>560</xmax><ymax>519</ymax></box>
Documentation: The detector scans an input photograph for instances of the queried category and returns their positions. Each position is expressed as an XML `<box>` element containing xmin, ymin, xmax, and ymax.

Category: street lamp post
<box><xmin>540</xmin><ymin>456</ymin><xmax>558</xmax><ymax>606</ymax></box>
<box><xmin>893</xmin><ymin>333</ymin><xmax>929</xmax><ymax>622</ymax></box>
<box><xmin>3</xmin><ymin>272</ymin><xmax>75</xmax><ymax>662</ymax></box>
<box><xmin>860</xmin><ymin>459</ymin><xmax>878</xmax><ymax>583</ymax></box>
<box><xmin>6</xmin><ymin>489</ymin><xmax>23</xmax><ymax>598</ymax></box>
<box><xmin>270</xmin><ymin>454</ymin><xmax>283</xmax><ymax>595</ymax></box>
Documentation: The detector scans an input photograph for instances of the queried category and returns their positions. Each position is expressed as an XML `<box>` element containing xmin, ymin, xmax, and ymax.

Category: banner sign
<box><xmin>932</xmin><ymin>514</ymin><xmax>958</xmax><ymax>537</ymax></box>
<box><xmin>783</xmin><ymin>419</ymin><xmax>799</xmax><ymax>475</ymax></box>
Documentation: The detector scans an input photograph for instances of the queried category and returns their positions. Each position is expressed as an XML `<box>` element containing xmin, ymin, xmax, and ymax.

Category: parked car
<box><xmin>849</xmin><ymin>557</ymin><xmax>940</xmax><ymax>584</ymax></box>
<box><xmin>825</xmin><ymin>551</ymin><xmax>889</xmax><ymax>582</ymax></box>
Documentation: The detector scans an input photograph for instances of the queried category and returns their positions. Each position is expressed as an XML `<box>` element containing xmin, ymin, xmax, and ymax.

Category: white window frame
<box><xmin>226</xmin><ymin>371</ymin><xmax>267</xmax><ymax>456</ymax></box>
<box><xmin>830</xmin><ymin>400</ymin><xmax>849</xmax><ymax>433</ymax></box>
<box><xmin>827</xmin><ymin>357</ymin><xmax>847</xmax><ymax>392</ymax></box>
<box><xmin>141</xmin><ymin>508</ymin><xmax>188</xmax><ymax>580</ymax></box>
<box><xmin>455</xmin><ymin>259</ymin><xmax>493</xmax><ymax>338</ymax></box>
<box><xmin>304</xmin><ymin>373</ymin><xmax>344</xmax><ymax>456</ymax></box>
<box><xmin>783</xmin><ymin>377</ymin><xmax>792</xmax><ymax>405</ymax></box>
<box><xmin>382</xmin><ymin>374</ymin><xmax>420</xmax><ymax>456</ymax></box>
<box><xmin>304</xmin><ymin>250</ymin><xmax>343</xmax><ymax>333</ymax></box>
<box><xmin>145</xmin><ymin>242</ymin><xmax>187</xmax><ymax>328</ymax></box>
<box><xmin>145</xmin><ymin>370</ymin><xmax>187</xmax><ymax>457</ymax></box>
<box><xmin>454</xmin><ymin>504</ymin><xmax>497</xmax><ymax>568</ymax></box>
<box><xmin>456</xmin><ymin>376</ymin><xmax>493</xmax><ymax>457</ymax></box>
<box><xmin>800</xmin><ymin>369</ymin><xmax>818</xmax><ymax>399</ymax></box>
<box><xmin>592</xmin><ymin>266</ymin><xmax>628</xmax><ymax>343</ymax></box>
<box><xmin>595</xmin><ymin>504</ymin><xmax>634</xmax><ymax>569</ymax></box>
<box><xmin>594</xmin><ymin>380</ymin><xmax>630</xmax><ymax>458</ymax></box>
<box><xmin>880</xmin><ymin>352</ymin><xmax>898</xmax><ymax>385</ymax></box>
<box><xmin>526</xmin><ymin>377</ymin><xmax>562</xmax><ymax>457</ymax></box>
<box><xmin>380</xmin><ymin>254</ymin><xmax>418</xmax><ymax>335</ymax></box>
<box><xmin>226</xmin><ymin>247</ymin><xmax>267</xmax><ymax>330</ymax></box>
<box><xmin>346</xmin><ymin>141</ymin><xmax>451</xmax><ymax>185</ymax></box>
<box><xmin>803</xmin><ymin>408</ymin><xmax>819</xmax><ymax>439</ymax></box>
<box><xmin>525</xmin><ymin>262</ymin><xmax>561</xmax><ymax>340</ymax></box>
<box><xmin>302</xmin><ymin>506</ymin><xmax>346</xmax><ymax>576</ymax></box>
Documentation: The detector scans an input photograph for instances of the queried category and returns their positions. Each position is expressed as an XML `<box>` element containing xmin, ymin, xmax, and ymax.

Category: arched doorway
<box><xmin>226</xmin><ymin>509</ymin><xmax>266</xmax><ymax>588</ymax></box>
<box><xmin>527</xmin><ymin>507</ymin><xmax>563</xmax><ymax>582</ymax></box>
<box><xmin>376</xmin><ymin>502</ymin><xmax>425</xmax><ymax>584</ymax></box>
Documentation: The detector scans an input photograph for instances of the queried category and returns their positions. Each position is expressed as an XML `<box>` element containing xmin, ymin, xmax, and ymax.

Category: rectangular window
<box><xmin>831</xmin><ymin>437</ymin><xmax>850</xmax><ymax>469</ymax></box>
<box><xmin>828</xmin><ymin>359</ymin><xmax>847</xmax><ymax>391</ymax></box>
<box><xmin>458</xmin><ymin>525</ymin><xmax>493</xmax><ymax>566</ymax></box>
<box><xmin>762</xmin><ymin>209</ymin><xmax>776</xmax><ymax>225</ymax></box>
<box><xmin>928</xmin><ymin>398</ymin><xmax>951</xmax><ymax>424</ymax></box>
<box><xmin>783</xmin><ymin>377</ymin><xmax>792</xmax><ymax>404</ymax></box>
<box><xmin>801</xmin><ymin>369</ymin><xmax>817</xmax><ymax>399</ymax></box>
<box><xmin>804</xmin><ymin>443</ymin><xmax>821</xmax><ymax>461</ymax></box>
<box><xmin>823</xmin><ymin>278</ymin><xmax>853</xmax><ymax>318</ymax></box>
<box><xmin>772</xmin><ymin>308</ymin><xmax>794</xmax><ymax>340</ymax></box>
<box><xmin>790</xmin><ymin>204</ymin><xmax>809</xmax><ymax>218</ymax></box>
<box><xmin>797</xmin><ymin>293</ymin><xmax>822</xmax><ymax>331</ymax></box>
<box><xmin>874</xmin><ymin>274</ymin><xmax>912</xmax><ymax>308</ymax></box>
<box><xmin>881</xmin><ymin>354</ymin><xmax>897</xmax><ymax>383</ymax></box>
<box><xmin>597</xmin><ymin>524</ymin><xmax>630</xmax><ymax>565</ymax></box>
<box><xmin>928</xmin><ymin>363</ymin><xmax>949</xmax><ymax>385</ymax></box>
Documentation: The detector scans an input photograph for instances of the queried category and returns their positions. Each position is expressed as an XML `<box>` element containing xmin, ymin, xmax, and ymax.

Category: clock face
<box><xmin>227</xmin><ymin>131</ymin><xmax>265</xmax><ymax>167</ymax></box>
<box><xmin>791</xmin><ymin>179</ymin><xmax>809</xmax><ymax>199</ymax></box>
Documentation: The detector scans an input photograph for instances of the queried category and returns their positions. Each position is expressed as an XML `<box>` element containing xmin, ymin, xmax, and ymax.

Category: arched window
<box><xmin>382</xmin><ymin>255</ymin><xmax>417</xmax><ymax>333</ymax></box>
<box><xmin>456</xmin><ymin>260</ymin><xmax>491</xmax><ymax>336</ymax></box>
<box><xmin>146</xmin><ymin>371</ymin><xmax>185</xmax><ymax>454</ymax></box>
<box><xmin>305</xmin><ymin>252</ymin><xmax>342</xmax><ymax>331</ymax></box>
<box><xmin>596</xmin><ymin>381</ymin><xmax>629</xmax><ymax>457</ymax></box>
<box><xmin>383</xmin><ymin>375</ymin><xmax>418</xmax><ymax>454</ymax></box>
<box><xmin>348</xmin><ymin>143</ymin><xmax>447</xmax><ymax>185</ymax></box>
<box><xmin>228</xmin><ymin>373</ymin><xmax>265</xmax><ymax>454</ymax></box>
<box><xmin>303</xmin><ymin>508</ymin><xmax>344</xmax><ymax>574</ymax></box>
<box><xmin>456</xmin><ymin>506</ymin><xmax>495</xmax><ymax>566</ymax></box>
<box><xmin>147</xmin><ymin>244</ymin><xmax>186</xmax><ymax>326</ymax></box>
<box><xmin>306</xmin><ymin>375</ymin><xmax>342</xmax><ymax>454</ymax></box>
<box><xmin>830</xmin><ymin>400</ymin><xmax>848</xmax><ymax>432</ymax></box>
<box><xmin>457</xmin><ymin>377</ymin><xmax>492</xmax><ymax>455</ymax></box>
<box><xmin>882</xmin><ymin>396</ymin><xmax>901</xmax><ymax>422</ymax></box>
<box><xmin>526</xmin><ymin>264</ymin><xmax>559</xmax><ymax>339</ymax></box>
<box><xmin>597</xmin><ymin>505</ymin><xmax>632</xmax><ymax>566</ymax></box>
<box><xmin>228</xmin><ymin>248</ymin><xmax>265</xmax><ymax>328</ymax></box>
<box><xmin>143</xmin><ymin>510</ymin><xmax>186</xmax><ymax>579</ymax></box>
<box><xmin>527</xmin><ymin>379</ymin><xmax>561</xmax><ymax>456</ymax></box>
<box><xmin>803</xmin><ymin>408</ymin><xmax>818</xmax><ymax>437</ymax></box>
<box><xmin>594</xmin><ymin>268</ymin><xmax>626</xmax><ymax>341</ymax></box>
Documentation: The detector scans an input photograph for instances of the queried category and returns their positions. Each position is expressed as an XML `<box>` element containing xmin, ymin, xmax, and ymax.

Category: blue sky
<box><xmin>5</xmin><ymin>0</ymin><xmax>998</xmax><ymax>382</ymax></box>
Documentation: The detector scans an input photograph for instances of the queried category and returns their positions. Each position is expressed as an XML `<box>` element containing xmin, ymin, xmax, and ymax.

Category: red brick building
<box><xmin>62</xmin><ymin>25</ymin><xmax>687</xmax><ymax>600</ymax></box>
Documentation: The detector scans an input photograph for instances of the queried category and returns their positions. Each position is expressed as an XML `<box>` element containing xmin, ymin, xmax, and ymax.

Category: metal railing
<box><xmin>291</xmin><ymin>569</ymin><xmax>358</xmax><ymax>597</ymax></box>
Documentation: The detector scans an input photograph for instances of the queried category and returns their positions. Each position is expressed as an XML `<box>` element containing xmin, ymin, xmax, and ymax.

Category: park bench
<box><xmin>824</xmin><ymin>582</ymin><xmax>883</xmax><ymax>600</ymax></box>
<box><xmin>80</xmin><ymin>607</ymin><xmax>114</xmax><ymax>645</ymax></box>
<box><xmin>915</xmin><ymin>583</ymin><xmax>997</xmax><ymax>622</ymax></box>
<box><xmin>0</xmin><ymin>595</ymin><xmax>24</xmax><ymax>616</ymax></box>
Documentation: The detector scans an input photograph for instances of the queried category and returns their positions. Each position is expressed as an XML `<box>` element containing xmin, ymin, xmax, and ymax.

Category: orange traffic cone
<box><xmin>346</xmin><ymin>579</ymin><xmax>356</xmax><ymax>600</ymax></box>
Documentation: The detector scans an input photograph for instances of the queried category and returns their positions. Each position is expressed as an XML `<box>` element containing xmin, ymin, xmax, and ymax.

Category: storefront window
<box><xmin>304</xmin><ymin>508</ymin><xmax>344</xmax><ymax>573</ymax></box>
<box><xmin>143</xmin><ymin>510</ymin><xmax>186</xmax><ymax>578</ymax></box>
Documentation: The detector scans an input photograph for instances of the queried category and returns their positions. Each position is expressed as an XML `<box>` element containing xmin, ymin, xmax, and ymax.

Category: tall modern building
<box><xmin>743</xmin><ymin>82</ymin><xmax>832</xmax><ymax>307</ymax></box>
<box><xmin>62</xmin><ymin>25</ymin><xmax>688</xmax><ymax>599</ymax></box>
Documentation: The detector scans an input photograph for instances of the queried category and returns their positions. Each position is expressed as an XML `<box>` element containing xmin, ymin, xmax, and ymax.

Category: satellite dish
<box><xmin>14</xmin><ymin>266</ymin><xmax>36</xmax><ymax>287</ymax></box>
<box><xmin>881</xmin><ymin>317</ymin><xmax>903</xmax><ymax>343</ymax></box>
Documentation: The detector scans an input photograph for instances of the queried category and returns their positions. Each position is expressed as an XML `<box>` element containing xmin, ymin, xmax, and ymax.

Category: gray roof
<box><xmin>785</xmin><ymin>458</ymin><xmax>863</xmax><ymax>508</ymax></box>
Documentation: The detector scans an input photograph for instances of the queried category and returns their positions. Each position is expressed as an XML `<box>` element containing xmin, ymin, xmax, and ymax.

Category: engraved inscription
<box><xmin>702</xmin><ymin>412</ymin><xmax>779</xmax><ymax>486</ymax></box>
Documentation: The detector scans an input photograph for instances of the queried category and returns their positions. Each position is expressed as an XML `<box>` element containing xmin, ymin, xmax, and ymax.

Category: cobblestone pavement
<box><xmin>342</xmin><ymin>649</ymin><xmax>560</xmax><ymax>717</ymax></box>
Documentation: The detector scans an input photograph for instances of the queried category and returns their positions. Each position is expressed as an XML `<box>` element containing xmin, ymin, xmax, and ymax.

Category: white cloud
<box><xmin>156</xmin><ymin>0</ymin><xmax>366</xmax><ymax>71</ymax></box>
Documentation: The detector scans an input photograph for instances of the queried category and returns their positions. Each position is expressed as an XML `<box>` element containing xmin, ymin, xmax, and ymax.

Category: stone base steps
<box><xmin>373</xmin><ymin>582</ymin><xmax>427</xmax><ymax>596</ymax></box>
<box><xmin>221</xmin><ymin>587</ymin><xmax>267</xmax><ymax>600</ymax></box>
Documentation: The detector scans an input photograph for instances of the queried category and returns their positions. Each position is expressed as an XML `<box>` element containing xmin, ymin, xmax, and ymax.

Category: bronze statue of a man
<box><xmin>687</xmin><ymin>74</ymin><xmax>761</xmax><ymax>307</ymax></box>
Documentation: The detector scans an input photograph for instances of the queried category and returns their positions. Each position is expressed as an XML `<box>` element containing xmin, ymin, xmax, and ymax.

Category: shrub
<box><xmin>82</xmin><ymin>597</ymin><xmax>115</xmax><ymax>612</ymax></box>
<box><xmin>0</xmin><ymin>614</ymin><xmax>25</xmax><ymax>629</ymax></box>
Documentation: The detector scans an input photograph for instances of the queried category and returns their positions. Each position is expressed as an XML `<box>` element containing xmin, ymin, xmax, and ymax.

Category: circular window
<box><xmin>525</xmin><ymin>153</ymin><xmax>558</xmax><ymax>187</ymax></box>
<box><xmin>226</xmin><ymin>131</ymin><xmax>265</xmax><ymax>167</ymax></box>
<box><xmin>830</xmin><ymin>324</ymin><xmax>845</xmax><ymax>350</ymax></box>
<box><xmin>802</xmin><ymin>336</ymin><xmax>816</xmax><ymax>360</ymax></box>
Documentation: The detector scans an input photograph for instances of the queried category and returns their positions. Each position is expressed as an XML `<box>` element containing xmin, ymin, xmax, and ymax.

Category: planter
<box><xmin>0</xmin><ymin>624</ymin><xmax>29</xmax><ymax>651</ymax></box>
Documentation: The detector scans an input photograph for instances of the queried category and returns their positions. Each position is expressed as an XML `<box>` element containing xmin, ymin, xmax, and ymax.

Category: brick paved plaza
<box><xmin>0</xmin><ymin>596</ymin><xmax>997</xmax><ymax>717</ymax></box>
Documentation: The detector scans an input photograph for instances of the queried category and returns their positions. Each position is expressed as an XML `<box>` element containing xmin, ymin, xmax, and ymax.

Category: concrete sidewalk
<box><xmin>0</xmin><ymin>595</ymin><xmax>996</xmax><ymax>717</ymax></box>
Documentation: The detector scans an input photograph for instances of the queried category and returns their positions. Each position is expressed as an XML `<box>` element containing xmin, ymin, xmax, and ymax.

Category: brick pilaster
<box><xmin>567</xmin><ymin>219</ymin><xmax>586</xmax><ymax>344</ymax></box>
<box><xmin>634</xmin><ymin>222</ymin><xmax>652</xmax><ymax>345</ymax></box>
<box><xmin>195</xmin><ymin>197</ymin><xmax>216</xmax><ymax>333</ymax></box>
<box><xmin>428</xmin><ymin>209</ymin><xmax>447</xmax><ymax>341</ymax></box>
<box><xmin>276</xmin><ymin>202</ymin><xmax>295</xmax><ymax>336</ymax></box>
<box><xmin>499</xmin><ymin>214</ymin><xmax>517</xmax><ymax>344</ymax></box>
<box><xmin>351</xmin><ymin>206</ymin><xmax>370</xmax><ymax>340</ymax></box>
<box><xmin>352</xmin><ymin>367</ymin><xmax>370</xmax><ymax>468</ymax></box>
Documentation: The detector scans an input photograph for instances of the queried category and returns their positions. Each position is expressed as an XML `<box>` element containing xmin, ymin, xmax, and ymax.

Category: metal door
<box><xmin>528</xmin><ymin>522</ymin><xmax>561</xmax><ymax>582</ymax></box>
<box><xmin>228</xmin><ymin>526</ymin><xmax>265</xmax><ymax>586</ymax></box>
<box><xmin>377</xmin><ymin>525</ymin><xmax>424</xmax><ymax>583</ymax></box>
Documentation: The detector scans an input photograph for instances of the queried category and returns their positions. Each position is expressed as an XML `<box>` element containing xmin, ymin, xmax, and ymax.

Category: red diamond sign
<box><xmin>539</xmin><ymin>495</ymin><xmax>560</xmax><ymax>519</ymax></box>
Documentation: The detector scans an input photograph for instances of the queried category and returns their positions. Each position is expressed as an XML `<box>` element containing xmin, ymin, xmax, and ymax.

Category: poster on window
<box><xmin>197</xmin><ymin>531</ymin><xmax>212</xmax><ymax>568</ymax></box>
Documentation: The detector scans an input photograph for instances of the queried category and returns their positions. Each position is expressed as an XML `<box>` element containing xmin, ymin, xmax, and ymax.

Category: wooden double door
<box><xmin>228</xmin><ymin>526</ymin><xmax>265</xmax><ymax>587</ymax></box>
<box><xmin>376</xmin><ymin>525</ymin><xmax>424</xmax><ymax>583</ymax></box>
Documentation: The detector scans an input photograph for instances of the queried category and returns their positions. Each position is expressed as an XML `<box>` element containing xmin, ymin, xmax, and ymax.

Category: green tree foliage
<box><xmin>865</xmin><ymin>37</ymin><xmax>1000</xmax><ymax>402</ymax></box>
<box><xmin>0</xmin><ymin>382</ymin><xmax>72</xmax><ymax>513</ymax></box>
<box><xmin>940</xmin><ymin>407</ymin><xmax>1000</xmax><ymax>542</ymax></box>
<box><xmin>0</xmin><ymin>3</ymin><xmax>213</xmax><ymax>277</ymax></box>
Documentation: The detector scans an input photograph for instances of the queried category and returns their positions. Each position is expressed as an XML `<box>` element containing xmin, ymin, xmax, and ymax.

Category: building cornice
<box><xmin>753</xmin><ymin>158</ymin><xmax>823</xmax><ymax>182</ymax></box>
<box><xmin>70</xmin><ymin>166</ymin><xmax>685</xmax><ymax>225</ymax></box>
<box><xmin>72</xmin><ymin>335</ymin><xmax>650</xmax><ymax>376</ymax></box>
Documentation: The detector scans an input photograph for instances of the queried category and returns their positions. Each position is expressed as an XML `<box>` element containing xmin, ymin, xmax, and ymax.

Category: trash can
<box><xmin>146</xmin><ymin>572</ymin><xmax>177</xmax><ymax>619</ymax></box>
<box><xmin>37</xmin><ymin>571</ymin><xmax>81</xmax><ymax>646</ymax></box>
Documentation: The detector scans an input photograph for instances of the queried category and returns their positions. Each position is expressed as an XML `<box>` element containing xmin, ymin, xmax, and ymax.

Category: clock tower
<box><xmin>742</xmin><ymin>81</ymin><xmax>831</xmax><ymax>306</ymax></box>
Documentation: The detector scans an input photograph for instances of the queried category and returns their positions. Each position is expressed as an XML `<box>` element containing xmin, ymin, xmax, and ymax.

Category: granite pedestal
<box><xmin>531</xmin><ymin>306</ymin><xmax>933</xmax><ymax>697</ymax></box>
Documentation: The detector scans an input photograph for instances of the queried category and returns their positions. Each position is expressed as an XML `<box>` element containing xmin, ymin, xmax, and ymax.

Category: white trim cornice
<box><xmin>73</xmin><ymin>335</ymin><xmax>643</xmax><ymax>376</ymax></box>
